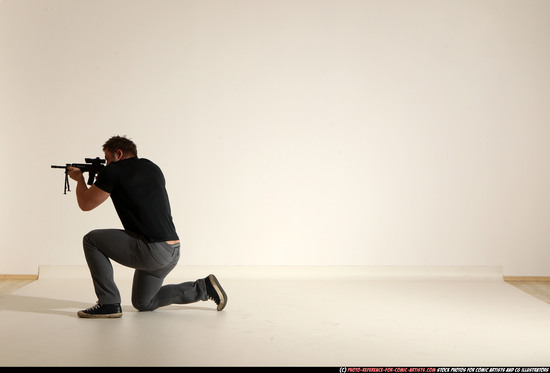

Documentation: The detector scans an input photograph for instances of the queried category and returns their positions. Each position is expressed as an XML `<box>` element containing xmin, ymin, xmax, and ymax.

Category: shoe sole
<box><xmin>208</xmin><ymin>274</ymin><xmax>227</xmax><ymax>311</ymax></box>
<box><xmin>77</xmin><ymin>311</ymin><xmax>123</xmax><ymax>319</ymax></box>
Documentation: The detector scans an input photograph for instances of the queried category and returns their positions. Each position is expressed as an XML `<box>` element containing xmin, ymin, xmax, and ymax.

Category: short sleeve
<box><xmin>94</xmin><ymin>163</ymin><xmax>119</xmax><ymax>193</ymax></box>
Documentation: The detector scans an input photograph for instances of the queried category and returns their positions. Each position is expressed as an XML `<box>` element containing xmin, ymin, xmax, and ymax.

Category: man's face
<box><xmin>104</xmin><ymin>150</ymin><xmax>118</xmax><ymax>165</ymax></box>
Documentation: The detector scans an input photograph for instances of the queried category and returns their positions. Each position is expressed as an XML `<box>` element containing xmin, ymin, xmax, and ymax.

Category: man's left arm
<box><xmin>67</xmin><ymin>167</ymin><xmax>110</xmax><ymax>211</ymax></box>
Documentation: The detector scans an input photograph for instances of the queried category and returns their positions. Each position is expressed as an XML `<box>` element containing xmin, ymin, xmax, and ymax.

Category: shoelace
<box><xmin>86</xmin><ymin>303</ymin><xmax>102</xmax><ymax>312</ymax></box>
<box><xmin>208</xmin><ymin>294</ymin><xmax>219</xmax><ymax>304</ymax></box>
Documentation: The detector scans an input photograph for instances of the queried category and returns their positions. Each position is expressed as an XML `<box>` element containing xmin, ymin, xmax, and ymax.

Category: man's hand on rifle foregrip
<box><xmin>67</xmin><ymin>166</ymin><xmax>85</xmax><ymax>183</ymax></box>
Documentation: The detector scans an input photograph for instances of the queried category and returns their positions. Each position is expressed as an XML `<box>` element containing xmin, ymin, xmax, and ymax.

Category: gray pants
<box><xmin>82</xmin><ymin>229</ymin><xmax>208</xmax><ymax>311</ymax></box>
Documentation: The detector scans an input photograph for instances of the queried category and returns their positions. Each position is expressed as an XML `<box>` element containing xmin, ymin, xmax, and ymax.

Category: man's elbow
<box><xmin>76</xmin><ymin>186</ymin><xmax>109</xmax><ymax>211</ymax></box>
<box><xmin>78</xmin><ymin>201</ymin><xmax>96</xmax><ymax>212</ymax></box>
<box><xmin>77</xmin><ymin>197</ymin><xmax>101</xmax><ymax>211</ymax></box>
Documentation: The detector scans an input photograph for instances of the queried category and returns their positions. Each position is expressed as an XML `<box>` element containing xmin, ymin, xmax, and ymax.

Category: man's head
<box><xmin>103</xmin><ymin>135</ymin><xmax>137</xmax><ymax>165</ymax></box>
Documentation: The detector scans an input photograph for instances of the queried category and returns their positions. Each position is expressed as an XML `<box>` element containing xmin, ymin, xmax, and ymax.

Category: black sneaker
<box><xmin>205</xmin><ymin>274</ymin><xmax>227</xmax><ymax>311</ymax></box>
<box><xmin>77</xmin><ymin>303</ymin><xmax>122</xmax><ymax>319</ymax></box>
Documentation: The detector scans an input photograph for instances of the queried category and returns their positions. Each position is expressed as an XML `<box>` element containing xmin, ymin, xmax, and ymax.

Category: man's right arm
<box><xmin>67</xmin><ymin>167</ymin><xmax>110</xmax><ymax>211</ymax></box>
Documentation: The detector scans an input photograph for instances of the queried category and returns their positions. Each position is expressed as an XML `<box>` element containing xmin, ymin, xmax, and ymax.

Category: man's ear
<box><xmin>115</xmin><ymin>149</ymin><xmax>124</xmax><ymax>161</ymax></box>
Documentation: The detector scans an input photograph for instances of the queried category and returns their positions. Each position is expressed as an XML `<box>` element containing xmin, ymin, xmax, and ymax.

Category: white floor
<box><xmin>1</xmin><ymin>265</ymin><xmax>550</xmax><ymax>367</ymax></box>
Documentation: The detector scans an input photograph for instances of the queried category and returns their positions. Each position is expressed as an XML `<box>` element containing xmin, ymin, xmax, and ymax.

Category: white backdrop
<box><xmin>2</xmin><ymin>0</ymin><xmax>550</xmax><ymax>275</ymax></box>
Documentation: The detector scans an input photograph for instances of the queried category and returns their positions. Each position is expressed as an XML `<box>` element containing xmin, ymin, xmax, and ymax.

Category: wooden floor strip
<box><xmin>504</xmin><ymin>276</ymin><xmax>550</xmax><ymax>282</ymax></box>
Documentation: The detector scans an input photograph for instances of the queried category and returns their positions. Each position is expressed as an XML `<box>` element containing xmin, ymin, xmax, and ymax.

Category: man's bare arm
<box><xmin>67</xmin><ymin>167</ymin><xmax>110</xmax><ymax>211</ymax></box>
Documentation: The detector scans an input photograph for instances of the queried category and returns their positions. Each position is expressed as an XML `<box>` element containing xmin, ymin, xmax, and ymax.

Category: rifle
<box><xmin>51</xmin><ymin>157</ymin><xmax>106</xmax><ymax>194</ymax></box>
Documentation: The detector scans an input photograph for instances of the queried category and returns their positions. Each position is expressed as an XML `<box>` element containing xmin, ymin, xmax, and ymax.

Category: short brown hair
<box><xmin>103</xmin><ymin>136</ymin><xmax>138</xmax><ymax>157</ymax></box>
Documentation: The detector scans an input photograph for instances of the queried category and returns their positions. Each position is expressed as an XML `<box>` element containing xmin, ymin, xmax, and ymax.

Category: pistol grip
<box><xmin>86</xmin><ymin>173</ymin><xmax>95</xmax><ymax>185</ymax></box>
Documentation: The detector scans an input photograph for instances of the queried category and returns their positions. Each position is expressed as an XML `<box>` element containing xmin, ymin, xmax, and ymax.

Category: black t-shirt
<box><xmin>94</xmin><ymin>157</ymin><xmax>179</xmax><ymax>242</ymax></box>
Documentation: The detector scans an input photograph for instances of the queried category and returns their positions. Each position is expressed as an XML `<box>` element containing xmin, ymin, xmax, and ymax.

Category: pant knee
<box><xmin>83</xmin><ymin>230</ymin><xmax>97</xmax><ymax>246</ymax></box>
<box><xmin>132</xmin><ymin>298</ymin><xmax>154</xmax><ymax>312</ymax></box>
<box><xmin>83</xmin><ymin>229</ymin><xmax>107</xmax><ymax>251</ymax></box>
